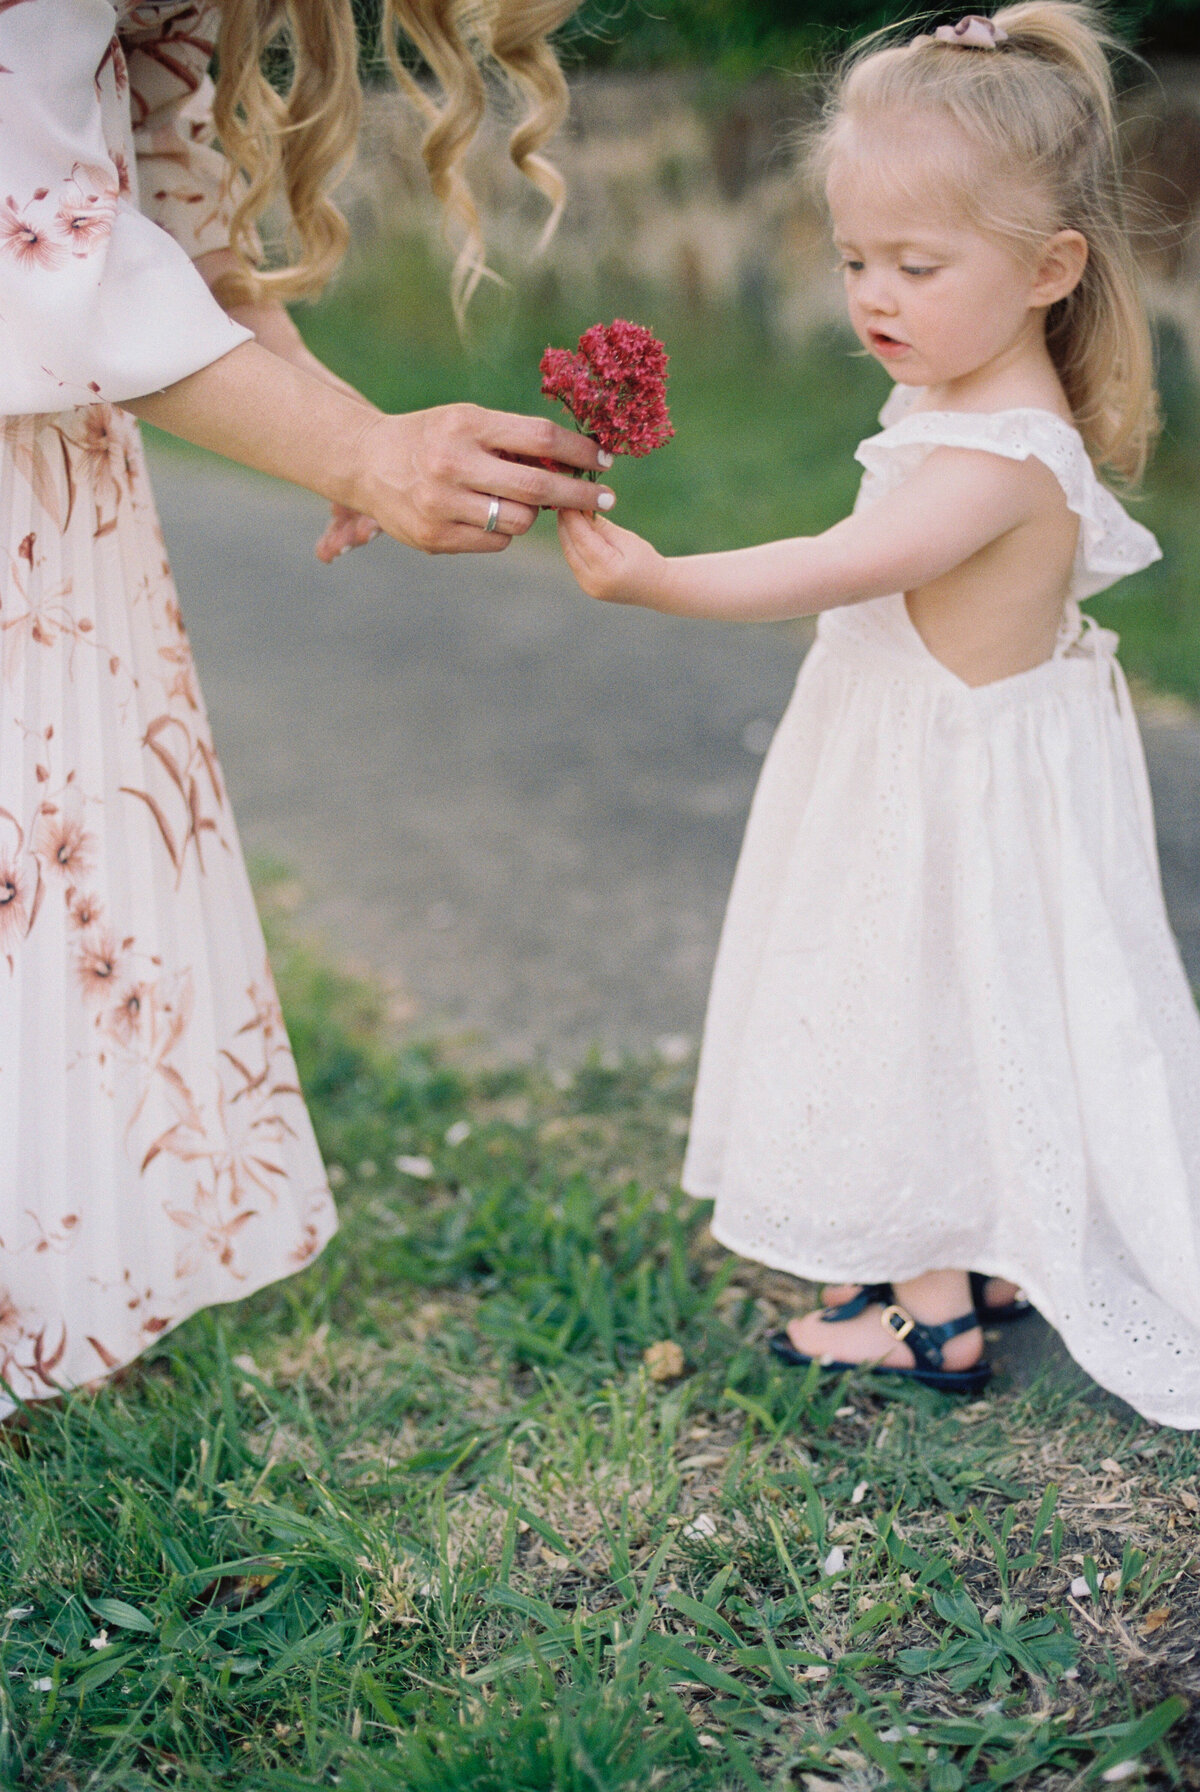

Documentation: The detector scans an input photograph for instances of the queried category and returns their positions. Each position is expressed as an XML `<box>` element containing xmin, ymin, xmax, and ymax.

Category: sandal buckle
<box><xmin>880</xmin><ymin>1303</ymin><xmax>915</xmax><ymax>1342</ymax></box>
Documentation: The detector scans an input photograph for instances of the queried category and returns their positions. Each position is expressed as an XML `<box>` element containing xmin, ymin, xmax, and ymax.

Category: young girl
<box><xmin>559</xmin><ymin>1</ymin><xmax>1200</xmax><ymax>1427</ymax></box>
<box><xmin>0</xmin><ymin>0</ymin><xmax>612</xmax><ymax>1421</ymax></box>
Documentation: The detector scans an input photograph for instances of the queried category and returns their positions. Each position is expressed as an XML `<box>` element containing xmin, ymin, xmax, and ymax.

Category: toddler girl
<box><xmin>559</xmin><ymin>1</ymin><xmax>1200</xmax><ymax>1426</ymax></box>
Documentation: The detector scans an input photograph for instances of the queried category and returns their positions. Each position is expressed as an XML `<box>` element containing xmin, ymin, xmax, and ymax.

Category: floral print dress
<box><xmin>0</xmin><ymin>0</ymin><xmax>338</xmax><ymax>1417</ymax></box>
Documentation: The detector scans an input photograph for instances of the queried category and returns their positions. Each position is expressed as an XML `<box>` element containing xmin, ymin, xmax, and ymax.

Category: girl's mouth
<box><xmin>869</xmin><ymin>329</ymin><xmax>911</xmax><ymax>357</ymax></box>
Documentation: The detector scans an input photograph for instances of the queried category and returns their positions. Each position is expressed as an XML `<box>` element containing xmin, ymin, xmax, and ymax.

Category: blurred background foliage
<box><xmin>348</xmin><ymin>0</ymin><xmax>1200</xmax><ymax>77</ymax></box>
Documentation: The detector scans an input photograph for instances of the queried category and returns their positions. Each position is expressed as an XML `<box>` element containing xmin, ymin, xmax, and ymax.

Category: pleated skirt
<box><xmin>0</xmin><ymin>405</ymin><xmax>337</xmax><ymax>1414</ymax></box>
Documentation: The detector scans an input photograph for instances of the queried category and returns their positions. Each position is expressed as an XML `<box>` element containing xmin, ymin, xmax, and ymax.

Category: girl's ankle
<box><xmin>892</xmin><ymin>1268</ymin><xmax>974</xmax><ymax>1324</ymax></box>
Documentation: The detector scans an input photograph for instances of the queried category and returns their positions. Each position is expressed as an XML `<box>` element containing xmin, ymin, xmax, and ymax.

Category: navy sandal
<box><xmin>769</xmin><ymin>1296</ymin><xmax>992</xmax><ymax>1395</ymax></box>
<box><xmin>821</xmin><ymin>1276</ymin><xmax>1032</xmax><ymax>1328</ymax></box>
<box><xmin>969</xmin><ymin>1271</ymin><xmax>1033</xmax><ymax>1327</ymax></box>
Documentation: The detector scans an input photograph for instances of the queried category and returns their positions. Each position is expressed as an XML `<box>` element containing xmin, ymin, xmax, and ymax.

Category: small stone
<box><xmin>1070</xmin><ymin>1576</ymin><xmax>1091</xmax><ymax>1598</ymax></box>
<box><xmin>643</xmin><ymin>1339</ymin><xmax>685</xmax><ymax>1383</ymax></box>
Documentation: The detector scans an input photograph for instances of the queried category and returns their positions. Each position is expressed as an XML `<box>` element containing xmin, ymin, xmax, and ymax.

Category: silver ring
<box><xmin>484</xmin><ymin>495</ymin><xmax>501</xmax><ymax>533</ymax></box>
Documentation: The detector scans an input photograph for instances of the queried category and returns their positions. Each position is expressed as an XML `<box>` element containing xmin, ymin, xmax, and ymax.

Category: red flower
<box><xmin>539</xmin><ymin>320</ymin><xmax>674</xmax><ymax>459</ymax></box>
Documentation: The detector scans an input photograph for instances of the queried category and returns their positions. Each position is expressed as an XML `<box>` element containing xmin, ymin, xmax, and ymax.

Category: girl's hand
<box><xmin>557</xmin><ymin>507</ymin><xmax>667</xmax><ymax>607</ymax></box>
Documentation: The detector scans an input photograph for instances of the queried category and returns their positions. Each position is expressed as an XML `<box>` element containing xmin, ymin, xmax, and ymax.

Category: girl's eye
<box><xmin>838</xmin><ymin>259</ymin><xmax>864</xmax><ymax>273</ymax></box>
<box><xmin>901</xmin><ymin>265</ymin><xmax>936</xmax><ymax>277</ymax></box>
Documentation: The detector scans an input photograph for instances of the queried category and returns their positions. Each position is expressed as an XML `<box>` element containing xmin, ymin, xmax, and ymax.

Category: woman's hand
<box><xmin>557</xmin><ymin>507</ymin><xmax>668</xmax><ymax>606</ymax></box>
<box><xmin>349</xmin><ymin>404</ymin><xmax>616</xmax><ymax>555</ymax></box>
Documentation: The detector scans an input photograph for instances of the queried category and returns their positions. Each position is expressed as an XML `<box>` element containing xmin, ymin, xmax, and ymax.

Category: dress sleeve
<box><xmin>854</xmin><ymin>409</ymin><xmax>1162</xmax><ymax>602</ymax></box>
<box><xmin>125</xmin><ymin>2</ymin><xmax>259</xmax><ymax>261</ymax></box>
<box><xmin>0</xmin><ymin>0</ymin><xmax>250</xmax><ymax>416</ymax></box>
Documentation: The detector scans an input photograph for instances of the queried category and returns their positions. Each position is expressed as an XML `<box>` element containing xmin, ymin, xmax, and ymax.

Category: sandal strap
<box><xmin>879</xmin><ymin>1302</ymin><xmax>979</xmax><ymax>1372</ymax></box>
<box><xmin>821</xmin><ymin>1281</ymin><xmax>893</xmax><ymax>1323</ymax></box>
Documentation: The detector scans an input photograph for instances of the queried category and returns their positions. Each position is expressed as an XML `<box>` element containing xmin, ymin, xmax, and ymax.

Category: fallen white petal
<box><xmin>1101</xmin><ymin>1764</ymin><xmax>1142</xmax><ymax>1783</ymax></box>
<box><xmin>5</xmin><ymin>1605</ymin><xmax>32</xmax><ymax>1621</ymax></box>
<box><xmin>88</xmin><ymin>1629</ymin><xmax>109</xmax><ymax>1650</ymax></box>
<box><xmin>851</xmin><ymin>1481</ymin><xmax>869</xmax><ymax>1505</ymax></box>
<box><xmin>1070</xmin><ymin>1576</ymin><xmax>1092</xmax><ymax>1598</ymax></box>
<box><xmin>681</xmin><ymin>1513</ymin><xmax>718</xmax><ymax>1541</ymax></box>
<box><xmin>445</xmin><ymin>1121</ymin><xmax>472</xmax><ymax>1147</ymax></box>
<box><xmin>823</xmin><ymin>1546</ymin><xmax>846</xmax><ymax>1576</ymax></box>
<box><xmin>394</xmin><ymin>1155</ymin><xmax>434</xmax><ymax>1179</ymax></box>
<box><xmin>33</xmin><ymin>1677</ymin><xmax>53</xmax><ymax>1692</ymax></box>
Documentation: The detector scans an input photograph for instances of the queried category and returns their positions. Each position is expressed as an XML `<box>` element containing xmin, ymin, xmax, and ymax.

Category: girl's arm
<box><xmin>558</xmin><ymin>446</ymin><xmax>1060</xmax><ymax>619</ymax></box>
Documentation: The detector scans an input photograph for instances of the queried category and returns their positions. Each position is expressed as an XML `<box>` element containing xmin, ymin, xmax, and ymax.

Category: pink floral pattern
<box><xmin>0</xmin><ymin>3</ymin><xmax>337</xmax><ymax>1414</ymax></box>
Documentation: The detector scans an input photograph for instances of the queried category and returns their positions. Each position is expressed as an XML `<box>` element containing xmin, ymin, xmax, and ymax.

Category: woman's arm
<box><xmin>193</xmin><ymin>248</ymin><xmax>384</xmax><ymax>561</ymax></box>
<box><xmin>126</xmin><ymin>340</ymin><xmax>615</xmax><ymax>555</ymax></box>
<box><xmin>558</xmin><ymin>446</ymin><xmax>1057</xmax><ymax>617</ymax></box>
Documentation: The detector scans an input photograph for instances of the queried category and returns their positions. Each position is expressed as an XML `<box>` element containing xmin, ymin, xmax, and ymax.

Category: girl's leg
<box><xmin>786</xmin><ymin>1269</ymin><xmax>983</xmax><ymax>1371</ymax></box>
<box><xmin>820</xmin><ymin>1274</ymin><xmax>1024</xmax><ymax>1312</ymax></box>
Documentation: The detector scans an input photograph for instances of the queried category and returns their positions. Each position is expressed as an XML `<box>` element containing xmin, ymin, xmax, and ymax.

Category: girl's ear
<box><xmin>1030</xmin><ymin>229</ymin><xmax>1089</xmax><ymax>309</ymax></box>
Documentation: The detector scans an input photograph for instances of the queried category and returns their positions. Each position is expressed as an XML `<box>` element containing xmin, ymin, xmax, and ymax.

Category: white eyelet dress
<box><xmin>0</xmin><ymin>2</ymin><xmax>337</xmax><ymax>1418</ymax></box>
<box><xmin>681</xmin><ymin>384</ymin><xmax>1200</xmax><ymax>1428</ymax></box>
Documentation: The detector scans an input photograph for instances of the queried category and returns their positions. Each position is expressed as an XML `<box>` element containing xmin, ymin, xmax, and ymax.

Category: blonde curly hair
<box><xmin>210</xmin><ymin>0</ymin><xmax>580</xmax><ymax>323</ymax></box>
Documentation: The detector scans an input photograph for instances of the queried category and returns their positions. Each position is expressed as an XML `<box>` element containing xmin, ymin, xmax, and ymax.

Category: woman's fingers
<box><xmin>315</xmin><ymin>502</ymin><xmax>382</xmax><ymax>563</ymax></box>
<box><xmin>460</xmin><ymin>450</ymin><xmax>615</xmax><ymax>517</ymax></box>
<box><xmin>480</xmin><ymin>407</ymin><xmax>613</xmax><ymax>475</ymax></box>
<box><xmin>471</xmin><ymin>411</ymin><xmax>616</xmax><ymax>512</ymax></box>
<box><xmin>468</xmin><ymin>491</ymin><xmax>539</xmax><ymax>537</ymax></box>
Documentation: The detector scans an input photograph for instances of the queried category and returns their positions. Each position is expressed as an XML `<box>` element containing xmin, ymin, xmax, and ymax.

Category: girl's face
<box><xmin>825</xmin><ymin>141</ymin><xmax>1050</xmax><ymax>390</ymax></box>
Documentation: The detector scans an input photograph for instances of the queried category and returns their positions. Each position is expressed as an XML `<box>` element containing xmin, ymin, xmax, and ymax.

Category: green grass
<box><xmin>2</xmin><ymin>877</ymin><xmax>1198</xmax><ymax>1790</ymax></box>
<box><xmin>284</xmin><ymin>237</ymin><xmax>1200</xmax><ymax>709</ymax></box>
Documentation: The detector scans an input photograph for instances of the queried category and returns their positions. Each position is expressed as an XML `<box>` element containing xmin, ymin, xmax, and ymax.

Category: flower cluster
<box><xmin>540</xmin><ymin>320</ymin><xmax>674</xmax><ymax>459</ymax></box>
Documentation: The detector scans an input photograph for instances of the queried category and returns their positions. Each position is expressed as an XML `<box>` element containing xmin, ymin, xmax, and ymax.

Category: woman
<box><xmin>0</xmin><ymin>0</ymin><xmax>608</xmax><ymax>1416</ymax></box>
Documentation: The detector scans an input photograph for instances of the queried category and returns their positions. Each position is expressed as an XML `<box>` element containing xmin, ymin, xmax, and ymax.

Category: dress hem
<box><xmin>0</xmin><ymin>1210</ymin><xmax>339</xmax><ymax>1422</ymax></box>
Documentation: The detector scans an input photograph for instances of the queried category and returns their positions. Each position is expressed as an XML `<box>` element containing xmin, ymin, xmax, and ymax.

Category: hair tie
<box><xmin>926</xmin><ymin>14</ymin><xmax>1009</xmax><ymax>47</ymax></box>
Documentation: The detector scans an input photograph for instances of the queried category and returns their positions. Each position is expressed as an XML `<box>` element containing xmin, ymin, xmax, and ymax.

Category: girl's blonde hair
<box><xmin>211</xmin><ymin>0</ymin><xmax>579</xmax><ymax>324</ymax></box>
<box><xmin>811</xmin><ymin>1</ymin><xmax>1157</xmax><ymax>483</ymax></box>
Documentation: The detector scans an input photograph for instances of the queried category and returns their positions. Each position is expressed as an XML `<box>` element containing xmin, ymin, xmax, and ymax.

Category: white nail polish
<box><xmin>597</xmin><ymin>449</ymin><xmax>614</xmax><ymax>469</ymax></box>
<box><xmin>598</xmin><ymin>491</ymin><xmax>615</xmax><ymax>511</ymax></box>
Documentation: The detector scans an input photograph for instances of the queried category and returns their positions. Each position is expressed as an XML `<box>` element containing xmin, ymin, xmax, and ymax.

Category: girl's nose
<box><xmin>859</xmin><ymin>273</ymin><xmax>899</xmax><ymax>314</ymax></box>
